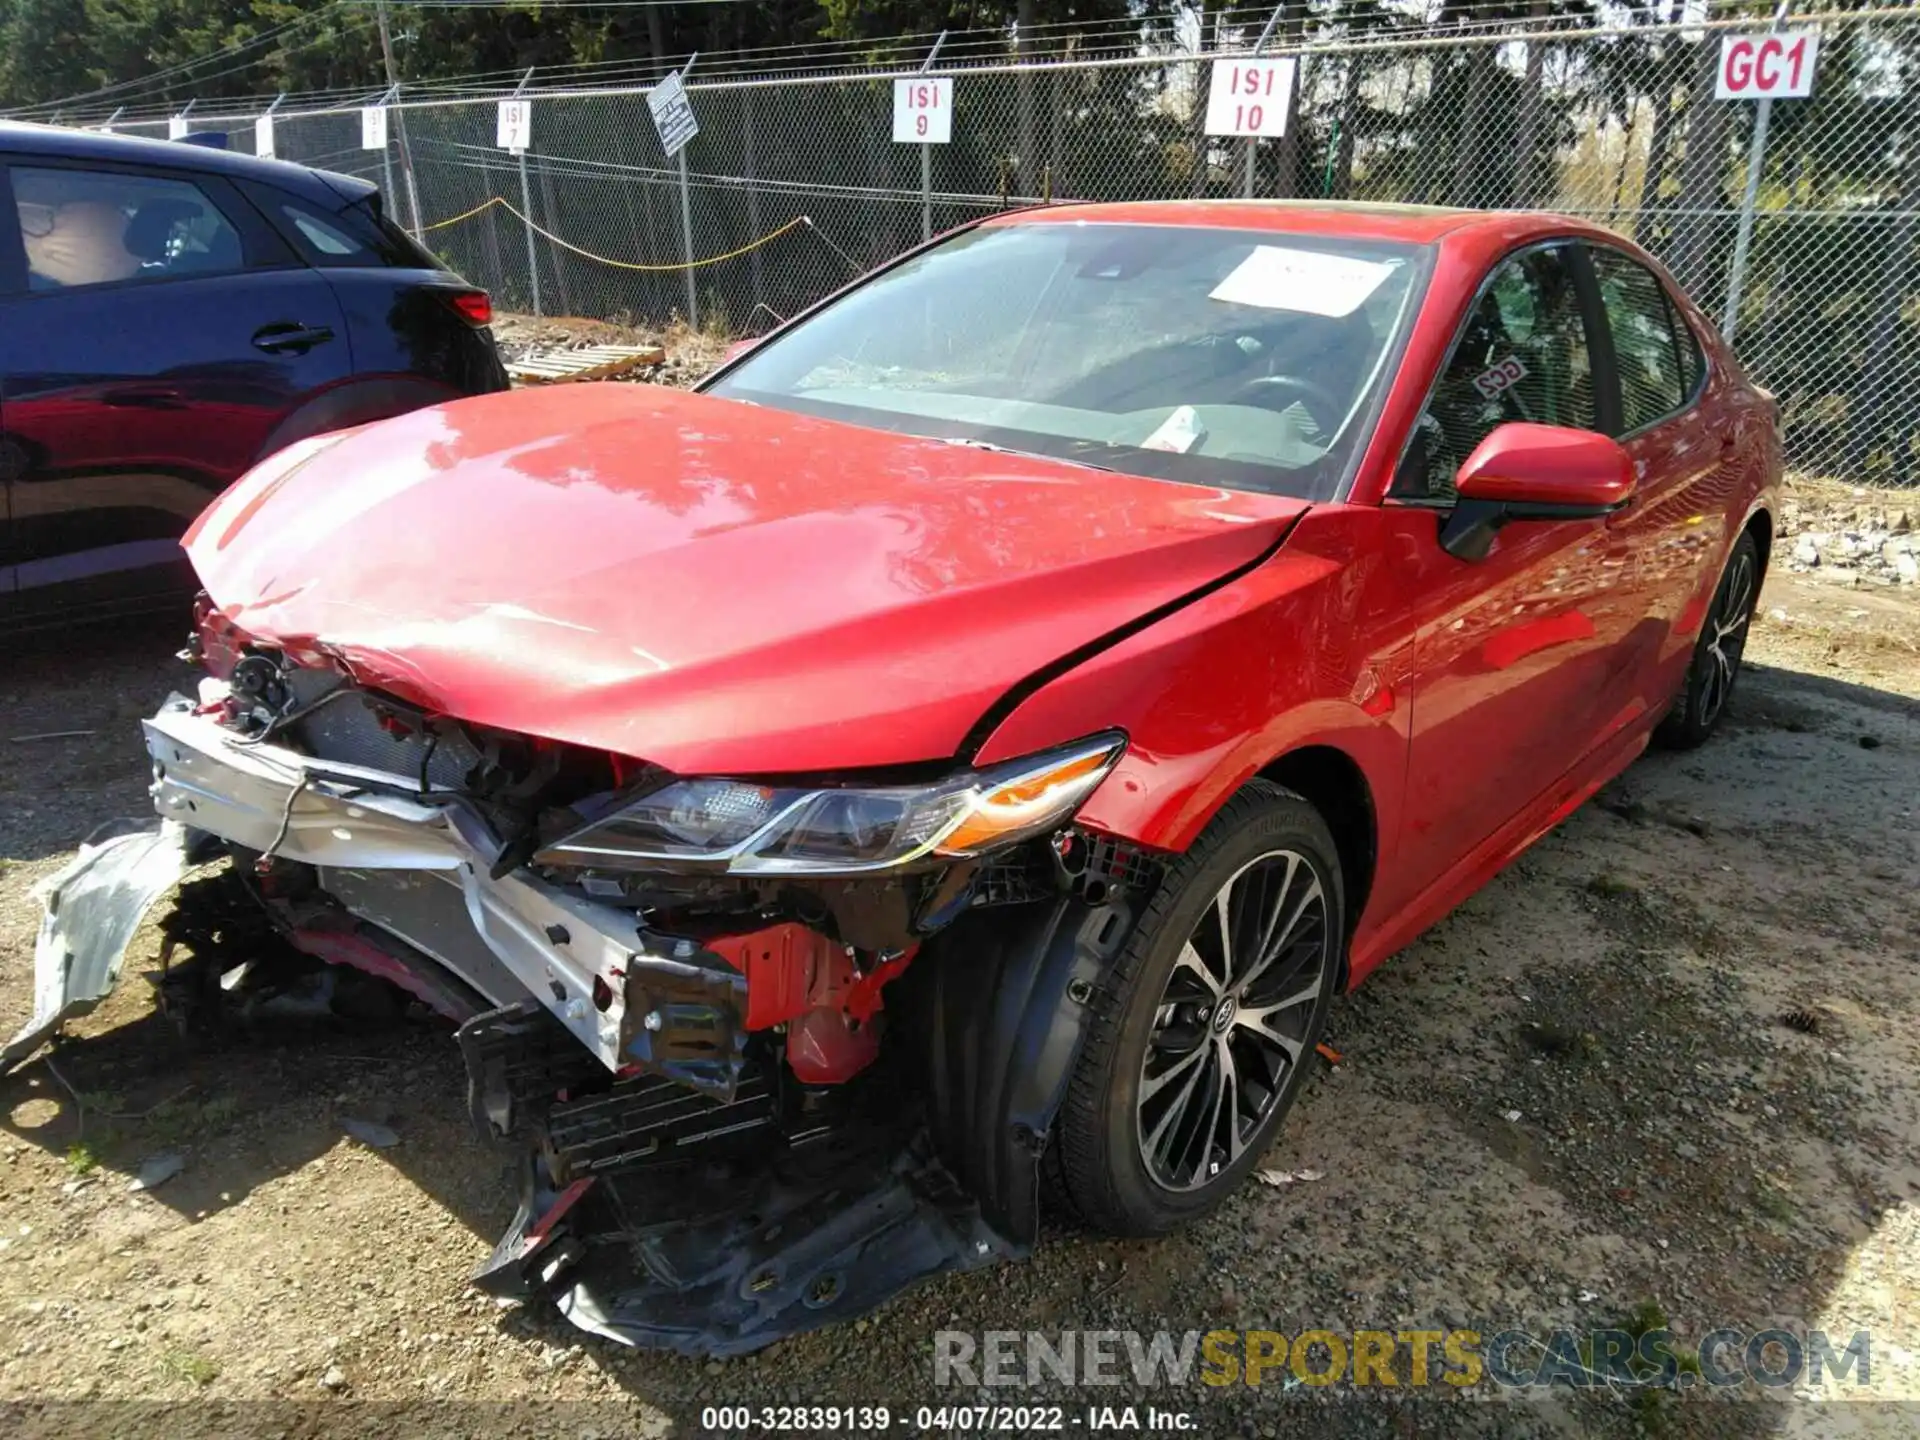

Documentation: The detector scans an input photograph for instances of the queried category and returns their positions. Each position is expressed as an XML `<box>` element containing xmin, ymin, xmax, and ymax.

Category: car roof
<box><xmin>0</xmin><ymin>120</ymin><xmax>374</xmax><ymax>209</ymax></box>
<box><xmin>985</xmin><ymin>199</ymin><xmax>1575</xmax><ymax>247</ymax></box>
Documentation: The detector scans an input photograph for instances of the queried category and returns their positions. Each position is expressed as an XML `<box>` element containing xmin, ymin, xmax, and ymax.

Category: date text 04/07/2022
<box><xmin>697</xmin><ymin>1405</ymin><xmax>1198</xmax><ymax>1432</ymax></box>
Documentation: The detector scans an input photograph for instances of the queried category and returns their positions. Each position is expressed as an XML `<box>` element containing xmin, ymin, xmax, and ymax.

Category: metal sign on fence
<box><xmin>167</xmin><ymin>115</ymin><xmax>188</xmax><ymax>140</ymax></box>
<box><xmin>254</xmin><ymin>114</ymin><xmax>274</xmax><ymax>159</ymax></box>
<box><xmin>1715</xmin><ymin>31</ymin><xmax>1820</xmax><ymax>100</ymax></box>
<box><xmin>648</xmin><ymin>71</ymin><xmax>699</xmax><ymax>158</ymax></box>
<box><xmin>1717</xmin><ymin>10</ymin><xmax>1818</xmax><ymax>344</ymax></box>
<box><xmin>361</xmin><ymin>106</ymin><xmax>388</xmax><ymax>150</ymax></box>
<box><xmin>1205</xmin><ymin>57</ymin><xmax>1295</xmax><ymax>138</ymax></box>
<box><xmin>497</xmin><ymin>98</ymin><xmax>531</xmax><ymax>153</ymax></box>
<box><xmin>892</xmin><ymin>77</ymin><xmax>952</xmax><ymax>144</ymax></box>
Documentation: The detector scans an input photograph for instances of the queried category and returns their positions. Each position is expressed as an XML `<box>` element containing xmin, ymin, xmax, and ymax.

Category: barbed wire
<box><xmin>30</xmin><ymin>0</ymin><xmax>1908</xmax><ymax>124</ymax></box>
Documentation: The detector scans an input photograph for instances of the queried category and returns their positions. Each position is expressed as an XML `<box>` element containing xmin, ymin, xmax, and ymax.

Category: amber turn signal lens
<box><xmin>937</xmin><ymin>746</ymin><xmax>1120</xmax><ymax>854</ymax></box>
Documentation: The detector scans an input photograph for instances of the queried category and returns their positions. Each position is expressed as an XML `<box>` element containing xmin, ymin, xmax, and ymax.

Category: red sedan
<box><xmin>7</xmin><ymin>202</ymin><xmax>1777</xmax><ymax>1353</ymax></box>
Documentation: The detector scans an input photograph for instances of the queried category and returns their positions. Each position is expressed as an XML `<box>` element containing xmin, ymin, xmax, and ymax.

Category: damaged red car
<box><xmin>5</xmin><ymin>201</ymin><xmax>1779</xmax><ymax>1354</ymax></box>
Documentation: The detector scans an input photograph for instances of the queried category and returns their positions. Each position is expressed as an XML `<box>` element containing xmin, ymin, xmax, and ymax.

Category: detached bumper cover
<box><xmin>0</xmin><ymin>821</ymin><xmax>210</xmax><ymax>1075</ymax></box>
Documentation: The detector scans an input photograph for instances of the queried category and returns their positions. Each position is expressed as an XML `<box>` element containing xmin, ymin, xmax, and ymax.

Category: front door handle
<box><xmin>102</xmin><ymin>385</ymin><xmax>187</xmax><ymax>409</ymax></box>
<box><xmin>252</xmin><ymin>322</ymin><xmax>336</xmax><ymax>355</ymax></box>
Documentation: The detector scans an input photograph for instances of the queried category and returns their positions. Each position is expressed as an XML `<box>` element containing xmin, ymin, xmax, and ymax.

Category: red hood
<box><xmin>187</xmin><ymin>385</ymin><xmax>1306</xmax><ymax>772</ymax></box>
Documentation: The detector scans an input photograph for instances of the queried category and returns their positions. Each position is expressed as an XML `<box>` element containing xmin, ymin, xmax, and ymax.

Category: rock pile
<box><xmin>1781</xmin><ymin>491</ymin><xmax>1919</xmax><ymax>586</ymax></box>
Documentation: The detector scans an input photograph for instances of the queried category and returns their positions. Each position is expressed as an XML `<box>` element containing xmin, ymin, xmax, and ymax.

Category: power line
<box><xmin>91</xmin><ymin>14</ymin><xmax>380</xmax><ymax>113</ymax></box>
<box><xmin>24</xmin><ymin>9</ymin><xmax>1200</xmax><ymax>120</ymax></box>
<box><xmin>349</xmin><ymin>0</ymin><xmax>788</xmax><ymax>6</ymax></box>
<box><xmin>27</xmin><ymin>0</ymin><xmax>1827</xmax><ymax>124</ymax></box>
<box><xmin>49</xmin><ymin>14</ymin><xmax>1144</xmax><ymax>118</ymax></box>
<box><xmin>9</xmin><ymin>5</ymin><xmax>350</xmax><ymax>115</ymax></box>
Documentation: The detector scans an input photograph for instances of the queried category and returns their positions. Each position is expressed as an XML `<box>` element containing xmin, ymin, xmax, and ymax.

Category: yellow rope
<box><xmin>420</xmin><ymin>195</ymin><xmax>809</xmax><ymax>272</ymax></box>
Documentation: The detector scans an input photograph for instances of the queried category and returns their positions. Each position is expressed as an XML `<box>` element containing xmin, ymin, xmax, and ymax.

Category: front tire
<box><xmin>1655</xmin><ymin>530</ymin><xmax>1760</xmax><ymax>750</ymax></box>
<box><xmin>1051</xmin><ymin>781</ymin><xmax>1343</xmax><ymax>1236</ymax></box>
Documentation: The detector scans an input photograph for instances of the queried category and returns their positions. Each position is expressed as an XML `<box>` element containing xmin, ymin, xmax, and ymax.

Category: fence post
<box><xmin>677</xmin><ymin>152</ymin><xmax>697</xmax><ymax>328</ymax></box>
<box><xmin>1721</xmin><ymin>99</ymin><xmax>1771</xmax><ymax>344</ymax></box>
<box><xmin>674</xmin><ymin>55</ymin><xmax>700</xmax><ymax>328</ymax></box>
<box><xmin>1722</xmin><ymin>0</ymin><xmax>1792</xmax><ymax>342</ymax></box>
<box><xmin>374</xmin><ymin>84</ymin><xmax>399</xmax><ymax>230</ymax></box>
<box><xmin>744</xmin><ymin>88</ymin><xmax>765</xmax><ymax>313</ymax></box>
<box><xmin>513</xmin><ymin>68</ymin><xmax>542</xmax><ymax>318</ymax></box>
<box><xmin>538</xmin><ymin>161</ymin><xmax>575</xmax><ymax>317</ymax></box>
<box><xmin>1728</xmin><ymin>3</ymin><xmax>1797</xmax><ymax>343</ymax></box>
<box><xmin>1244</xmin><ymin>6</ymin><xmax>1286</xmax><ymax>198</ymax></box>
<box><xmin>396</xmin><ymin>97</ymin><xmax>425</xmax><ymax>240</ymax></box>
<box><xmin>519</xmin><ymin>153</ymin><xmax>542</xmax><ymax>317</ymax></box>
<box><xmin>921</xmin><ymin>31</ymin><xmax>947</xmax><ymax>242</ymax></box>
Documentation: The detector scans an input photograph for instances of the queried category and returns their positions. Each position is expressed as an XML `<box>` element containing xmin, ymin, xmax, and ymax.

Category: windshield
<box><xmin>707</xmin><ymin>221</ymin><xmax>1428</xmax><ymax>499</ymax></box>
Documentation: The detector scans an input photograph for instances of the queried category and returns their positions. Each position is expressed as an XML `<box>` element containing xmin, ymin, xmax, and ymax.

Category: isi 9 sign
<box><xmin>892</xmin><ymin>78</ymin><xmax>953</xmax><ymax>144</ymax></box>
<box><xmin>1714</xmin><ymin>31</ymin><xmax>1820</xmax><ymax>101</ymax></box>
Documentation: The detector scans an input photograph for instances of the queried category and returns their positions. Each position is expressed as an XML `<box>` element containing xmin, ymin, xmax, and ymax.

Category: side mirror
<box><xmin>1440</xmin><ymin>422</ymin><xmax>1635</xmax><ymax>561</ymax></box>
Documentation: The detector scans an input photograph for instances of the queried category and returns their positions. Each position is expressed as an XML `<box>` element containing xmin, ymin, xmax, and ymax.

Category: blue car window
<box><xmin>13</xmin><ymin>166</ymin><xmax>245</xmax><ymax>292</ymax></box>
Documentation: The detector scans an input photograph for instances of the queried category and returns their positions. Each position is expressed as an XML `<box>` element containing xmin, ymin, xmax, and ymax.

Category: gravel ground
<box><xmin>1</xmin><ymin>452</ymin><xmax>1916</xmax><ymax>1437</ymax></box>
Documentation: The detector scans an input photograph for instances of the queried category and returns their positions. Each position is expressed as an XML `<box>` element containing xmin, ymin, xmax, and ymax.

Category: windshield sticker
<box><xmin>1473</xmin><ymin>355</ymin><xmax>1529</xmax><ymax>399</ymax></box>
<box><xmin>1140</xmin><ymin>404</ymin><xmax>1208</xmax><ymax>453</ymax></box>
<box><xmin>1208</xmin><ymin>245</ymin><xmax>1398</xmax><ymax>317</ymax></box>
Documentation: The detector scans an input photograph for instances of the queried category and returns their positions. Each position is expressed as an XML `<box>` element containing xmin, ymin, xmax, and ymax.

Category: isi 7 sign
<box><xmin>893</xmin><ymin>77</ymin><xmax>952</xmax><ymax>144</ymax></box>
<box><xmin>1715</xmin><ymin>31</ymin><xmax>1820</xmax><ymax>100</ymax></box>
<box><xmin>1204</xmin><ymin>57</ymin><xmax>1297</xmax><ymax>138</ymax></box>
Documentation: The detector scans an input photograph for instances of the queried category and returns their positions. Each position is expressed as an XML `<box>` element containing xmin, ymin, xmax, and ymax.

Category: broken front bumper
<box><xmin>141</xmin><ymin>695</ymin><xmax>667</xmax><ymax>1070</ymax></box>
<box><xmin>7</xmin><ymin>695</ymin><xmax>1136</xmax><ymax>1354</ymax></box>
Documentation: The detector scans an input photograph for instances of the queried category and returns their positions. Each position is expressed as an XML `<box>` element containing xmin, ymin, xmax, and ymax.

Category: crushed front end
<box><xmin>8</xmin><ymin>614</ymin><xmax>1160</xmax><ymax>1354</ymax></box>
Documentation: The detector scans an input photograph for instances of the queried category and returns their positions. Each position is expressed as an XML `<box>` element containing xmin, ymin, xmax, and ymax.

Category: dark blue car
<box><xmin>0</xmin><ymin>121</ymin><xmax>508</xmax><ymax>632</ymax></box>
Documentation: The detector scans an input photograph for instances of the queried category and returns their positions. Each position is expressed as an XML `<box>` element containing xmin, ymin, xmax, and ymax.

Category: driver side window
<box><xmin>1395</xmin><ymin>243</ymin><xmax>1596</xmax><ymax>503</ymax></box>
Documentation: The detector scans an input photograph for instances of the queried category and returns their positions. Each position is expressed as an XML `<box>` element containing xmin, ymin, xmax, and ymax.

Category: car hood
<box><xmin>187</xmin><ymin>385</ymin><xmax>1307</xmax><ymax>773</ymax></box>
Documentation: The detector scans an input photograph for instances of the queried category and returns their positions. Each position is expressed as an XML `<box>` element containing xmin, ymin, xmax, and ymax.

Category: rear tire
<box><xmin>1050</xmin><ymin>781</ymin><xmax>1342</xmax><ymax>1236</ymax></box>
<box><xmin>1655</xmin><ymin>531</ymin><xmax>1760</xmax><ymax>750</ymax></box>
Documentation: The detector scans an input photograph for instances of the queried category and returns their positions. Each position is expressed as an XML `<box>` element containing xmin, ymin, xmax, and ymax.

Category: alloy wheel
<box><xmin>1135</xmin><ymin>849</ymin><xmax>1330</xmax><ymax>1192</ymax></box>
<box><xmin>1699</xmin><ymin>547</ymin><xmax>1756</xmax><ymax>727</ymax></box>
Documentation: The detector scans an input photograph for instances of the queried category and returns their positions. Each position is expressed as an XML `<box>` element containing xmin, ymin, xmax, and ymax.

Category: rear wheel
<box><xmin>1655</xmin><ymin>531</ymin><xmax>1760</xmax><ymax>750</ymax></box>
<box><xmin>1051</xmin><ymin>782</ymin><xmax>1342</xmax><ymax>1235</ymax></box>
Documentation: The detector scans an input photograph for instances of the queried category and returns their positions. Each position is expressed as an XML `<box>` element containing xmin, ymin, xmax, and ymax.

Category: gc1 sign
<box><xmin>1204</xmin><ymin>57</ymin><xmax>1296</xmax><ymax>138</ymax></box>
<box><xmin>1715</xmin><ymin>31</ymin><xmax>1819</xmax><ymax>100</ymax></box>
<box><xmin>893</xmin><ymin>77</ymin><xmax>952</xmax><ymax>144</ymax></box>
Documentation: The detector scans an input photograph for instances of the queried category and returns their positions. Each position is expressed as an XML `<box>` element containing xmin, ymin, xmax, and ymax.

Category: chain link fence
<box><xmin>94</xmin><ymin>8</ymin><xmax>1920</xmax><ymax>486</ymax></box>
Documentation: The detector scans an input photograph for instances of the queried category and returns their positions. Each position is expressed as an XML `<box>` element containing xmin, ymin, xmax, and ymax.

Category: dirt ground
<box><xmin>490</xmin><ymin>313</ymin><xmax>730</xmax><ymax>389</ymax></box>
<box><xmin>1</xmin><ymin>474</ymin><xmax>1917</xmax><ymax>1438</ymax></box>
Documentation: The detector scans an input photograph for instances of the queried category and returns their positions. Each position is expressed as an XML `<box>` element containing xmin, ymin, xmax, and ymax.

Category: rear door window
<box><xmin>262</xmin><ymin>189</ymin><xmax>439</xmax><ymax>269</ymax></box>
<box><xmin>279</xmin><ymin>202</ymin><xmax>382</xmax><ymax>264</ymax></box>
<box><xmin>1590</xmin><ymin>246</ymin><xmax>1691</xmax><ymax>433</ymax></box>
<box><xmin>12</xmin><ymin>166</ymin><xmax>247</xmax><ymax>291</ymax></box>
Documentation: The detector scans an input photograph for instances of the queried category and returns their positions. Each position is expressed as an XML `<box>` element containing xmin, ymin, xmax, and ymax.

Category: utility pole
<box><xmin>375</xmin><ymin>0</ymin><xmax>425</xmax><ymax>236</ymax></box>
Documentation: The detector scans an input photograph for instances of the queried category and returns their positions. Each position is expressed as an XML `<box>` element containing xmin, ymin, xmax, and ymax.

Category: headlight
<box><xmin>535</xmin><ymin>734</ymin><xmax>1125</xmax><ymax>876</ymax></box>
